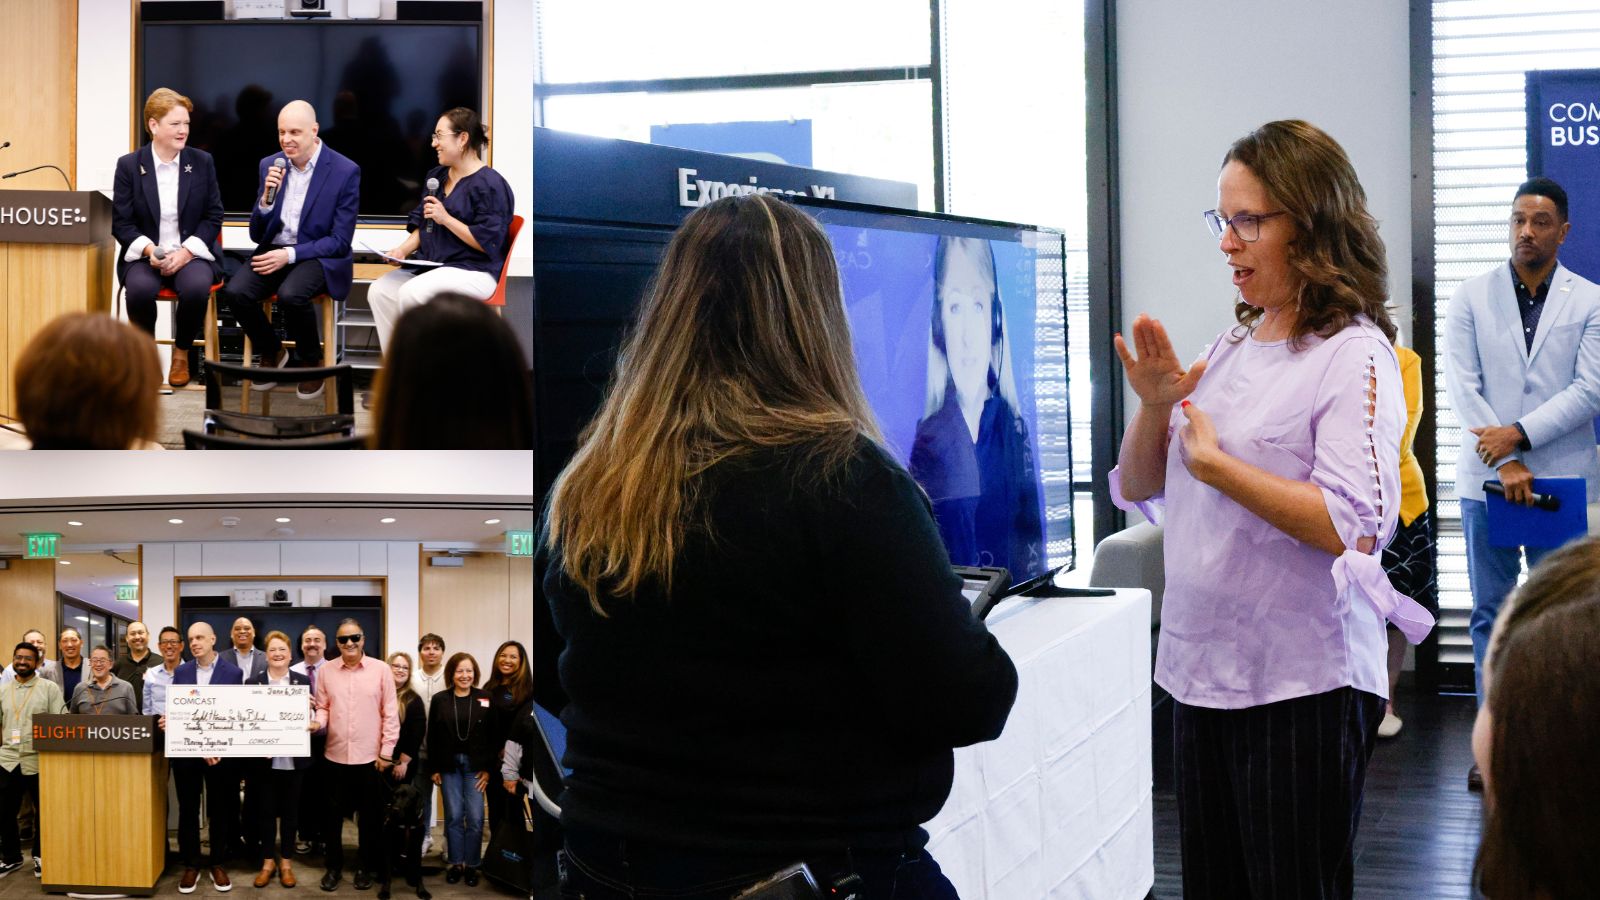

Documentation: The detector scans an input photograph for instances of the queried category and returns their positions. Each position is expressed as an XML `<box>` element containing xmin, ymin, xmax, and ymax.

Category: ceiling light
<box><xmin>484</xmin><ymin>518</ymin><xmax>501</xmax><ymax>525</ymax></box>
<box><xmin>58</xmin><ymin>560</ymin><xmax>71</xmax><ymax>566</ymax></box>
<box><xmin>275</xmin><ymin>517</ymin><xmax>292</xmax><ymax>523</ymax></box>
<box><xmin>168</xmin><ymin>518</ymin><xmax>184</xmax><ymax>525</ymax></box>
<box><xmin>66</xmin><ymin>521</ymin><xmax>83</xmax><ymax>527</ymax></box>
<box><xmin>380</xmin><ymin>517</ymin><xmax>396</xmax><ymax>524</ymax></box>
<box><xmin>73</xmin><ymin>616</ymin><xmax>88</xmax><ymax>623</ymax></box>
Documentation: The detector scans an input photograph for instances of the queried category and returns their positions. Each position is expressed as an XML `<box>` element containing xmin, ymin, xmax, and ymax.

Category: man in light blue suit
<box><xmin>1445</xmin><ymin>177</ymin><xmax>1600</xmax><ymax>762</ymax></box>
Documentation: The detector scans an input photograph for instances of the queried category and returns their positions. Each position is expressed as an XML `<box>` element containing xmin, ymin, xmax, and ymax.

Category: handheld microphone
<box><xmin>152</xmin><ymin>247</ymin><xmax>166</xmax><ymax>261</ymax></box>
<box><xmin>263</xmin><ymin>157</ymin><xmax>287</xmax><ymax>207</ymax></box>
<box><xmin>1</xmin><ymin>164</ymin><xmax>72</xmax><ymax>190</ymax></box>
<box><xmin>425</xmin><ymin>177</ymin><xmax>440</xmax><ymax>234</ymax></box>
<box><xmin>1482</xmin><ymin>480</ymin><xmax>1562</xmax><ymax>512</ymax></box>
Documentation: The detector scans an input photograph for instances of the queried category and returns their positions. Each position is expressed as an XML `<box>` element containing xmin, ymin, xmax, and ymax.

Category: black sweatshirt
<box><xmin>533</xmin><ymin>437</ymin><xmax>1019</xmax><ymax>855</ymax></box>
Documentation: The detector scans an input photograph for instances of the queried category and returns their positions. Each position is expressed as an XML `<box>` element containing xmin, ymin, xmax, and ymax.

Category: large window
<box><xmin>1426</xmin><ymin>1</ymin><xmax>1600</xmax><ymax>678</ymax></box>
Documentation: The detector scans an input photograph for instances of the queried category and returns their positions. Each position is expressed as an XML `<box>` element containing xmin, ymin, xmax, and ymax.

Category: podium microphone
<box><xmin>425</xmin><ymin>177</ymin><xmax>440</xmax><ymax>234</ymax></box>
<box><xmin>1</xmin><ymin>164</ymin><xmax>72</xmax><ymax>190</ymax></box>
<box><xmin>262</xmin><ymin>157</ymin><xmax>287</xmax><ymax>208</ymax></box>
<box><xmin>0</xmin><ymin>142</ymin><xmax>10</xmax><ymax>151</ymax></box>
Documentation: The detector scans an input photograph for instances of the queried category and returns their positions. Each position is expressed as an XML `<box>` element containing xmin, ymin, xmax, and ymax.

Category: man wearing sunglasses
<box><xmin>312</xmin><ymin>620</ymin><xmax>399</xmax><ymax>895</ymax></box>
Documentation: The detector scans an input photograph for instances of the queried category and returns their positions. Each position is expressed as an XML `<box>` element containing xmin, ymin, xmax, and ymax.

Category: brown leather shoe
<box><xmin>254</xmin><ymin>863</ymin><xmax>275</xmax><ymax>889</ymax></box>
<box><xmin>168</xmin><ymin>351</ymin><xmax>191</xmax><ymax>388</ymax></box>
<box><xmin>211</xmin><ymin>865</ymin><xmax>232</xmax><ymax>892</ymax></box>
<box><xmin>279</xmin><ymin>859</ymin><xmax>297</xmax><ymax>888</ymax></box>
<box><xmin>179</xmin><ymin>868</ymin><xmax>200</xmax><ymax>894</ymax></box>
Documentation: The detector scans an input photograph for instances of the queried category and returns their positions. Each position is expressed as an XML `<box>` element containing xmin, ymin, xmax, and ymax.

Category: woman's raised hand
<box><xmin>1113</xmin><ymin>314</ymin><xmax>1207</xmax><ymax>407</ymax></box>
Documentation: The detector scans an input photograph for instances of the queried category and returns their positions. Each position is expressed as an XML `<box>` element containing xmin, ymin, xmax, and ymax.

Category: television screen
<box><xmin>140</xmin><ymin>22</ymin><xmax>482</xmax><ymax>218</ymax></box>
<box><xmin>800</xmin><ymin>201</ymin><xmax>1075</xmax><ymax>581</ymax></box>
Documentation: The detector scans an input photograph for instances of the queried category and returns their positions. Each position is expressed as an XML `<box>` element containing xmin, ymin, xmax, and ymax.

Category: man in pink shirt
<box><xmin>312</xmin><ymin>619</ymin><xmax>398</xmax><ymax>894</ymax></box>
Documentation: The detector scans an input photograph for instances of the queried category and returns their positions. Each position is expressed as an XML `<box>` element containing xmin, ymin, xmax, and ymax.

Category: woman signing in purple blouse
<box><xmin>1111</xmin><ymin>120</ymin><xmax>1435</xmax><ymax>900</ymax></box>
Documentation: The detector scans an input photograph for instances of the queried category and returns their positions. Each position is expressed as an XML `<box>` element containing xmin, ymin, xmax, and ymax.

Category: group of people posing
<box><xmin>0</xmin><ymin>620</ymin><xmax>537</xmax><ymax>897</ymax></box>
<box><xmin>111</xmin><ymin>87</ymin><xmax>514</xmax><ymax>398</ymax></box>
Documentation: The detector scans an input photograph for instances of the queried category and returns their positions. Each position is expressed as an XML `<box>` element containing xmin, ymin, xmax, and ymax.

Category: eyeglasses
<box><xmin>430</xmin><ymin>130</ymin><xmax>459</xmax><ymax>140</ymax></box>
<box><xmin>336</xmin><ymin>634</ymin><xmax>363</xmax><ymax>645</ymax></box>
<box><xmin>1203</xmin><ymin>209</ymin><xmax>1288</xmax><ymax>242</ymax></box>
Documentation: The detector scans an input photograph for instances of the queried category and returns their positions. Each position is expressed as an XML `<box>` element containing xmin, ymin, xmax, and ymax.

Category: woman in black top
<box><xmin>426</xmin><ymin>653</ymin><xmax>494</xmax><ymax>886</ymax></box>
<box><xmin>480</xmin><ymin>640</ymin><xmax>531</xmax><ymax>839</ymax></box>
<box><xmin>535</xmin><ymin>193</ymin><xmax>1019</xmax><ymax>899</ymax></box>
<box><xmin>385</xmin><ymin>652</ymin><xmax>429</xmax><ymax>899</ymax></box>
<box><xmin>366</xmin><ymin>106</ymin><xmax>514</xmax><ymax>354</ymax></box>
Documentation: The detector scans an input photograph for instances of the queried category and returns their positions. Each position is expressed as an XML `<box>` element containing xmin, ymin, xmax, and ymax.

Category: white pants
<box><xmin>367</xmin><ymin>266</ymin><xmax>497</xmax><ymax>353</ymax></box>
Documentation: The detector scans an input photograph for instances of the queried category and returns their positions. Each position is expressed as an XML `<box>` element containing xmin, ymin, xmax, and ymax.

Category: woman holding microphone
<box><xmin>367</xmin><ymin>107</ymin><xmax>514</xmax><ymax>354</ymax></box>
<box><xmin>111</xmin><ymin>87</ymin><xmax>224</xmax><ymax>388</ymax></box>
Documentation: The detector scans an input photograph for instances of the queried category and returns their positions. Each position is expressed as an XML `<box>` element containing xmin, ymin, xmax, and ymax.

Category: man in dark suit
<box><xmin>219</xmin><ymin>98</ymin><xmax>360</xmax><ymax>401</ymax></box>
<box><xmin>164</xmin><ymin>621</ymin><xmax>245</xmax><ymax>894</ymax></box>
<box><xmin>111</xmin><ymin>87</ymin><xmax>225</xmax><ymax>388</ymax></box>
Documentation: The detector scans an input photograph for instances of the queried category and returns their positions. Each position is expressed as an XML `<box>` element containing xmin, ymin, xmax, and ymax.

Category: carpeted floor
<box><xmin>157</xmin><ymin>381</ymin><xmax>375</xmax><ymax>450</ymax></box>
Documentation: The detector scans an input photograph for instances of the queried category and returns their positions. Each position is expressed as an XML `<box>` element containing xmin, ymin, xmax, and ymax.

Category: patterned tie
<box><xmin>306</xmin><ymin>662</ymin><xmax>317</xmax><ymax>695</ymax></box>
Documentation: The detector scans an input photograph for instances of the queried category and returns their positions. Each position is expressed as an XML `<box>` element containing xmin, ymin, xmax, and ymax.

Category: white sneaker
<box><xmin>420</xmin><ymin>836</ymin><xmax>433</xmax><ymax>858</ymax></box>
<box><xmin>32</xmin><ymin>857</ymin><xmax>40</xmax><ymax>877</ymax></box>
<box><xmin>250</xmin><ymin>347</ymin><xmax>292</xmax><ymax>392</ymax></box>
<box><xmin>1377</xmin><ymin>711</ymin><xmax>1403</xmax><ymax>738</ymax></box>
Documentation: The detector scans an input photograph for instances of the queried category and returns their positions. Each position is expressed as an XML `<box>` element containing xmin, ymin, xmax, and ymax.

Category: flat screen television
<box><xmin>533</xmin><ymin>199</ymin><xmax>1075</xmax><ymax>584</ymax></box>
<box><xmin>139</xmin><ymin>21</ymin><xmax>482</xmax><ymax>218</ymax></box>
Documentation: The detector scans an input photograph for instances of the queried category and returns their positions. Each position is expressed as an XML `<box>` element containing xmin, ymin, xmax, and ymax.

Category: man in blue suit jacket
<box><xmin>166</xmin><ymin>621</ymin><xmax>246</xmax><ymax>893</ymax></box>
<box><xmin>219</xmin><ymin>99</ymin><xmax>360</xmax><ymax>401</ymax></box>
<box><xmin>1445</xmin><ymin>177</ymin><xmax>1600</xmax><ymax>773</ymax></box>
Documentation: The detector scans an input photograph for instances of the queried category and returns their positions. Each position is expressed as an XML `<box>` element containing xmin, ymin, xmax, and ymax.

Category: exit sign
<box><xmin>507</xmin><ymin>530</ymin><xmax>534</xmax><ymax>557</ymax></box>
<box><xmin>116</xmin><ymin>585</ymin><xmax>139</xmax><ymax>602</ymax></box>
<box><xmin>24</xmin><ymin>533</ymin><xmax>60</xmax><ymax>559</ymax></box>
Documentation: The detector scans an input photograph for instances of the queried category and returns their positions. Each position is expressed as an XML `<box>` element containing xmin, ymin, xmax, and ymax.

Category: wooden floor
<box><xmin>1152</xmin><ymin>681</ymin><xmax>1483</xmax><ymax>899</ymax></box>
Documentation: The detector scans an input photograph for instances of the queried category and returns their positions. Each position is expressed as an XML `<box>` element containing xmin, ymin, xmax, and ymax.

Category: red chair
<box><xmin>485</xmin><ymin>215</ymin><xmax>524</xmax><ymax>312</ymax></box>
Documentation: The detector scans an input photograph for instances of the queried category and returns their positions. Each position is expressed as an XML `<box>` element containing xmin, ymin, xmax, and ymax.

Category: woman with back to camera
<box><xmin>366</xmin><ymin>107</ymin><xmax>514</xmax><ymax>355</ymax></box>
<box><xmin>534</xmin><ymin>193</ymin><xmax>1018</xmax><ymax>899</ymax></box>
<box><xmin>14</xmin><ymin>313</ymin><xmax>161</xmax><ymax>449</ymax></box>
<box><xmin>1472</xmin><ymin>536</ymin><xmax>1600</xmax><ymax>900</ymax></box>
<box><xmin>111</xmin><ymin>87</ymin><xmax>225</xmax><ymax>388</ymax></box>
<box><xmin>1112</xmin><ymin>120</ymin><xmax>1435</xmax><ymax>899</ymax></box>
<box><xmin>368</xmin><ymin>294</ymin><xmax>533</xmax><ymax>449</ymax></box>
<box><xmin>909</xmin><ymin>235</ymin><xmax>1044</xmax><ymax>577</ymax></box>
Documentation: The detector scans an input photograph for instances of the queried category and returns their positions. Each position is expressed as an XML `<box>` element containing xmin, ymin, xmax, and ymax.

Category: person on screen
<box><xmin>536</xmin><ymin>193</ymin><xmax>1017</xmax><ymax>898</ymax></box>
<box><xmin>312</xmin><ymin>619</ymin><xmax>398</xmax><ymax>895</ymax></box>
<box><xmin>219</xmin><ymin>99</ymin><xmax>360</xmax><ymax>401</ymax></box>
<box><xmin>110</xmin><ymin>87</ymin><xmax>225</xmax><ymax>389</ymax></box>
<box><xmin>68</xmin><ymin>646</ymin><xmax>137</xmax><ymax>715</ymax></box>
<box><xmin>366</xmin><ymin>107</ymin><xmax>514</xmax><ymax>353</ymax></box>
<box><xmin>0</xmin><ymin>643</ymin><xmax>66</xmax><ymax>878</ymax></box>
<box><xmin>1471</xmin><ymin>537</ymin><xmax>1600</xmax><ymax>900</ymax></box>
<box><xmin>244</xmin><ymin>631</ymin><xmax>315</xmax><ymax>889</ymax></box>
<box><xmin>13</xmin><ymin>314</ymin><xmax>161</xmax><ymax>450</ymax></box>
<box><xmin>1113</xmin><ymin>120</ymin><xmax>1434</xmax><ymax>900</ymax></box>
<box><xmin>167</xmin><ymin>621</ymin><xmax>244</xmax><ymax>894</ymax></box>
<box><xmin>425</xmin><ymin>653</ymin><xmax>492</xmax><ymax>888</ymax></box>
<box><xmin>909</xmin><ymin>235</ymin><xmax>1044</xmax><ymax>578</ymax></box>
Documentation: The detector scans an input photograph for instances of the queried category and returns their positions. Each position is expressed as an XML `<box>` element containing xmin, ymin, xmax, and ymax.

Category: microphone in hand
<box><xmin>425</xmin><ymin>177</ymin><xmax>440</xmax><ymax>234</ymax></box>
<box><xmin>262</xmin><ymin>157</ymin><xmax>287</xmax><ymax>208</ymax></box>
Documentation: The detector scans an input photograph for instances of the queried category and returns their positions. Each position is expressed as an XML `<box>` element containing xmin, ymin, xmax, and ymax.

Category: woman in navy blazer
<box><xmin>243</xmin><ymin>631</ymin><xmax>317</xmax><ymax>889</ymax></box>
<box><xmin>111</xmin><ymin>88</ymin><xmax>224</xmax><ymax>388</ymax></box>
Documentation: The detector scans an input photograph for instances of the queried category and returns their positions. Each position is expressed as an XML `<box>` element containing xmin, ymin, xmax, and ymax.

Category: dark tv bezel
<box><xmin>789</xmin><ymin>194</ymin><xmax>1077</xmax><ymax>577</ymax></box>
<box><xmin>135</xmin><ymin>18</ymin><xmax>485</xmax><ymax>224</ymax></box>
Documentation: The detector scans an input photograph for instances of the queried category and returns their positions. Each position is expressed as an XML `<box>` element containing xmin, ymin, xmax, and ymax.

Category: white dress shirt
<box><xmin>123</xmin><ymin>149</ymin><xmax>215</xmax><ymax>264</ymax></box>
<box><xmin>269</xmin><ymin>140</ymin><xmax>325</xmax><ymax>265</ymax></box>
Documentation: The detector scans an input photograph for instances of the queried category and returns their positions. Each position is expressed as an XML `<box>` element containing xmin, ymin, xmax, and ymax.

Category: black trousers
<box><xmin>324</xmin><ymin>760</ymin><xmax>386</xmax><ymax>879</ymax></box>
<box><xmin>0</xmin><ymin>765</ymin><xmax>39</xmax><ymax>863</ymax></box>
<box><xmin>219</xmin><ymin>250</ymin><xmax>327</xmax><ymax>364</ymax></box>
<box><xmin>245</xmin><ymin>763</ymin><xmax>304</xmax><ymax>862</ymax></box>
<box><xmin>384</xmin><ymin>766</ymin><xmax>427</xmax><ymax>885</ymax></box>
<box><xmin>175</xmin><ymin>760</ymin><xmax>239</xmax><ymax>869</ymax></box>
<box><xmin>1174</xmin><ymin>687</ymin><xmax>1383</xmax><ymax>900</ymax></box>
<box><xmin>125</xmin><ymin>258</ymin><xmax>215</xmax><ymax>351</ymax></box>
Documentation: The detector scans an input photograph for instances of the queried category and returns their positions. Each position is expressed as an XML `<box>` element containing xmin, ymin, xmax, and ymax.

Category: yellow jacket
<box><xmin>1396</xmin><ymin>345</ymin><xmax>1428</xmax><ymax>526</ymax></box>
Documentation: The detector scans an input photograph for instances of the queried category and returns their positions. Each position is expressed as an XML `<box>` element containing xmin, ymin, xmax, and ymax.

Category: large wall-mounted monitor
<box><xmin>139</xmin><ymin>21</ymin><xmax>482</xmax><ymax>218</ymax></box>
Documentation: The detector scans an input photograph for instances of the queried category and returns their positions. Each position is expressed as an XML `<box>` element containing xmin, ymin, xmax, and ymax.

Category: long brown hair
<box><xmin>388</xmin><ymin>651</ymin><xmax>419</xmax><ymax>725</ymax></box>
<box><xmin>1474</xmin><ymin>536</ymin><xmax>1600</xmax><ymax>900</ymax></box>
<box><xmin>483</xmin><ymin>640</ymin><xmax>532</xmax><ymax>707</ymax></box>
<box><xmin>546</xmin><ymin>193</ymin><xmax>882</xmax><ymax>611</ymax></box>
<box><xmin>15</xmin><ymin>313</ymin><xmax>160</xmax><ymax>449</ymax></box>
<box><xmin>1222</xmin><ymin>120</ymin><xmax>1396</xmax><ymax>346</ymax></box>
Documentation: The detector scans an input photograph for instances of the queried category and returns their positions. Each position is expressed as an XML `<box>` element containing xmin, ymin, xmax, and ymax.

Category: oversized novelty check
<box><xmin>165</xmin><ymin>684</ymin><xmax>313</xmax><ymax>758</ymax></box>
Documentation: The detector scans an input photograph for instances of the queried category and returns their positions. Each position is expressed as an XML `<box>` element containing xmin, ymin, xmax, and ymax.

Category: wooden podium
<box><xmin>34</xmin><ymin>714</ymin><xmax>166</xmax><ymax>896</ymax></box>
<box><xmin>0</xmin><ymin>190</ymin><xmax>114</xmax><ymax>421</ymax></box>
